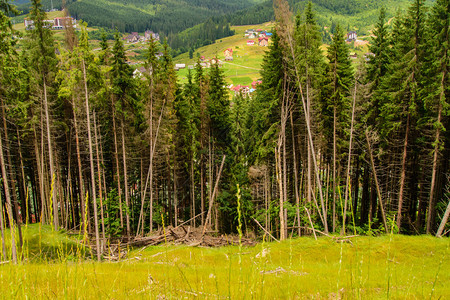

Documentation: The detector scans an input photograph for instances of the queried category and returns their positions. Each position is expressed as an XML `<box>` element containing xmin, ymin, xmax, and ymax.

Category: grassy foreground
<box><xmin>0</xmin><ymin>225</ymin><xmax>448</xmax><ymax>299</ymax></box>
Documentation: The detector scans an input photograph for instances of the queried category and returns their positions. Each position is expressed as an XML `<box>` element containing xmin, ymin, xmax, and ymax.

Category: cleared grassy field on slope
<box><xmin>174</xmin><ymin>22</ymin><xmax>275</xmax><ymax>87</ymax></box>
<box><xmin>0</xmin><ymin>224</ymin><xmax>448</xmax><ymax>299</ymax></box>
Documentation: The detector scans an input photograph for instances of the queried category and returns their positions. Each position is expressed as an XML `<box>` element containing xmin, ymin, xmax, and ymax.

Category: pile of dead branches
<box><xmin>128</xmin><ymin>225</ymin><xmax>256</xmax><ymax>248</ymax></box>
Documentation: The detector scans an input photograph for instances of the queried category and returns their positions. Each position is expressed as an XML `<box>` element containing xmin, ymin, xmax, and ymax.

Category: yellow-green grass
<box><xmin>1</xmin><ymin>224</ymin><xmax>85</xmax><ymax>263</ymax></box>
<box><xmin>0</xmin><ymin>225</ymin><xmax>448</xmax><ymax>299</ymax></box>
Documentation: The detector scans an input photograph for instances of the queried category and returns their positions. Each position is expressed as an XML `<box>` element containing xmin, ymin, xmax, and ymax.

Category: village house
<box><xmin>244</xmin><ymin>29</ymin><xmax>257</xmax><ymax>38</ymax></box>
<box><xmin>258</xmin><ymin>36</ymin><xmax>269</xmax><ymax>47</ymax></box>
<box><xmin>144</xmin><ymin>30</ymin><xmax>160</xmax><ymax>41</ymax></box>
<box><xmin>174</xmin><ymin>64</ymin><xmax>186</xmax><ymax>71</ymax></box>
<box><xmin>252</xmin><ymin>80</ymin><xmax>262</xmax><ymax>89</ymax></box>
<box><xmin>224</xmin><ymin>48</ymin><xmax>233</xmax><ymax>61</ymax></box>
<box><xmin>247</xmin><ymin>40</ymin><xmax>255</xmax><ymax>46</ymax></box>
<box><xmin>346</xmin><ymin>31</ymin><xmax>357</xmax><ymax>42</ymax></box>
<box><xmin>231</xmin><ymin>85</ymin><xmax>251</xmax><ymax>97</ymax></box>
<box><xmin>125</xmin><ymin>34</ymin><xmax>139</xmax><ymax>43</ymax></box>
<box><xmin>133</xmin><ymin>67</ymin><xmax>148</xmax><ymax>78</ymax></box>
<box><xmin>245</xmin><ymin>29</ymin><xmax>257</xmax><ymax>39</ymax></box>
<box><xmin>25</xmin><ymin>17</ymin><xmax>75</xmax><ymax>30</ymax></box>
<box><xmin>52</xmin><ymin>17</ymin><xmax>76</xmax><ymax>29</ymax></box>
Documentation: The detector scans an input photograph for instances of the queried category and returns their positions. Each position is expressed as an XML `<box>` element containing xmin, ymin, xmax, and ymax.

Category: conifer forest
<box><xmin>0</xmin><ymin>0</ymin><xmax>449</xmax><ymax>266</ymax></box>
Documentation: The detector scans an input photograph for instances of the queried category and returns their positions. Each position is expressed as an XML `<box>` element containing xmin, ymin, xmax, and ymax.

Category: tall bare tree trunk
<box><xmin>0</xmin><ymin>188</ymin><xmax>6</xmax><ymax>259</ymax></box>
<box><xmin>397</xmin><ymin>113</ymin><xmax>410</xmax><ymax>229</ymax></box>
<box><xmin>274</xmin><ymin>0</ymin><xmax>328</xmax><ymax>232</ymax></box>
<box><xmin>290</xmin><ymin>112</ymin><xmax>301</xmax><ymax>236</ymax></box>
<box><xmin>93</xmin><ymin>112</ymin><xmax>106</xmax><ymax>241</ymax></box>
<box><xmin>34</xmin><ymin>126</ymin><xmax>47</xmax><ymax>223</ymax></box>
<box><xmin>427</xmin><ymin>71</ymin><xmax>445</xmax><ymax>234</ymax></box>
<box><xmin>200</xmin><ymin>159</ymin><xmax>205</xmax><ymax>226</ymax></box>
<box><xmin>342</xmin><ymin>81</ymin><xmax>357</xmax><ymax>233</ymax></box>
<box><xmin>121</xmin><ymin>122</ymin><xmax>130</xmax><ymax>235</ymax></box>
<box><xmin>436</xmin><ymin>191</ymin><xmax>450</xmax><ymax>237</ymax></box>
<box><xmin>137</xmin><ymin>100</ymin><xmax>164</xmax><ymax>235</ymax></box>
<box><xmin>17</xmin><ymin>128</ymin><xmax>28</xmax><ymax>224</ymax></box>
<box><xmin>1</xmin><ymin>99</ymin><xmax>23</xmax><ymax>248</ymax></box>
<box><xmin>203</xmin><ymin>155</ymin><xmax>226</xmax><ymax>233</ymax></box>
<box><xmin>0</xmin><ymin>126</ymin><xmax>17</xmax><ymax>263</ymax></box>
<box><xmin>275</xmin><ymin>146</ymin><xmax>285</xmax><ymax>240</ymax></box>
<box><xmin>190</xmin><ymin>159</ymin><xmax>195</xmax><ymax>225</ymax></box>
<box><xmin>83</xmin><ymin>60</ymin><xmax>101</xmax><ymax>261</ymax></box>
<box><xmin>72</xmin><ymin>96</ymin><xmax>86</xmax><ymax>230</ymax></box>
<box><xmin>43</xmin><ymin>77</ymin><xmax>58</xmax><ymax>230</ymax></box>
<box><xmin>112</xmin><ymin>103</ymin><xmax>124</xmax><ymax>228</ymax></box>
<box><xmin>365</xmin><ymin>130</ymin><xmax>388</xmax><ymax>233</ymax></box>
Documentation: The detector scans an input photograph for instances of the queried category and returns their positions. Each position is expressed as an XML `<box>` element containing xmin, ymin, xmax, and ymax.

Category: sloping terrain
<box><xmin>15</xmin><ymin>0</ymin><xmax>264</xmax><ymax>34</ymax></box>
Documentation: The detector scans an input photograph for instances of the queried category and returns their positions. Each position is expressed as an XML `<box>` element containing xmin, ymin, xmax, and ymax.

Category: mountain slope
<box><xmin>227</xmin><ymin>0</ymin><xmax>417</xmax><ymax>35</ymax></box>
<box><xmin>15</xmin><ymin>0</ymin><xmax>263</xmax><ymax>34</ymax></box>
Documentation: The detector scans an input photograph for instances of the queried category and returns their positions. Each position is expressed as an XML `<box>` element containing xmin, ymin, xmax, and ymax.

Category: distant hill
<box><xmin>14</xmin><ymin>0</ymin><xmax>264</xmax><ymax>34</ymax></box>
<box><xmin>227</xmin><ymin>0</ymin><xmax>417</xmax><ymax>35</ymax></box>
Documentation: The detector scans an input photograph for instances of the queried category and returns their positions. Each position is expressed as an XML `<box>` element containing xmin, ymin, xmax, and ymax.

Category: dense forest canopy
<box><xmin>14</xmin><ymin>0</ymin><xmax>258</xmax><ymax>33</ymax></box>
<box><xmin>0</xmin><ymin>0</ymin><xmax>449</xmax><ymax>264</ymax></box>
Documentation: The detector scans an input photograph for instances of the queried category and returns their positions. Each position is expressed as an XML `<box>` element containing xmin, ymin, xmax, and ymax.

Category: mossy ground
<box><xmin>0</xmin><ymin>224</ymin><xmax>448</xmax><ymax>299</ymax></box>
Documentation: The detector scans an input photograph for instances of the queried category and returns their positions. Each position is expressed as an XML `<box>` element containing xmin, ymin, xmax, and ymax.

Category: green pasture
<box><xmin>0</xmin><ymin>224</ymin><xmax>448</xmax><ymax>299</ymax></box>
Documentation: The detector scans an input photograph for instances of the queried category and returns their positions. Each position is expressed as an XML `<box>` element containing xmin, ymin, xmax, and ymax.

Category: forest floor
<box><xmin>0</xmin><ymin>224</ymin><xmax>448</xmax><ymax>299</ymax></box>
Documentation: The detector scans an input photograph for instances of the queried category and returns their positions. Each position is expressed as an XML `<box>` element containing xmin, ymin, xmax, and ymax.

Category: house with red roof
<box><xmin>258</xmin><ymin>37</ymin><xmax>269</xmax><ymax>47</ymax></box>
<box><xmin>224</xmin><ymin>48</ymin><xmax>233</xmax><ymax>61</ymax></box>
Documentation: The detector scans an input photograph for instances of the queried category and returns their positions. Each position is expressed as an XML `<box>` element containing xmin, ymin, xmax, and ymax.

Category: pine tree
<box><xmin>379</xmin><ymin>0</ymin><xmax>428</xmax><ymax>230</ymax></box>
<box><xmin>322</xmin><ymin>23</ymin><xmax>353</xmax><ymax>232</ymax></box>
<box><xmin>26</xmin><ymin>0</ymin><xmax>59</xmax><ymax>229</ymax></box>
<box><xmin>425</xmin><ymin>0</ymin><xmax>449</xmax><ymax>234</ymax></box>
<box><xmin>294</xmin><ymin>2</ymin><xmax>326</xmax><ymax>225</ymax></box>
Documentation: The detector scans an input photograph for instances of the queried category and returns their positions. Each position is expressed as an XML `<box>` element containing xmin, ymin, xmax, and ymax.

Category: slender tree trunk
<box><xmin>0</xmin><ymin>189</ymin><xmax>6</xmax><ymax>260</ymax></box>
<box><xmin>333</xmin><ymin>105</ymin><xmax>337</xmax><ymax>233</ymax></box>
<box><xmin>112</xmin><ymin>104</ymin><xmax>124</xmax><ymax>228</ymax></box>
<box><xmin>342</xmin><ymin>81</ymin><xmax>357</xmax><ymax>233</ymax></box>
<box><xmin>43</xmin><ymin>77</ymin><xmax>58</xmax><ymax>230</ymax></box>
<box><xmin>174</xmin><ymin>151</ymin><xmax>178</xmax><ymax>226</ymax></box>
<box><xmin>208</xmin><ymin>132</ymin><xmax>213</xmax><ymax>228</ymax></box>
<box><xmin>365</xmin><ymin>130</ymin><xmax>388</xmax><ymax>233</ymax></box>
<box><xmin>93</xmin><ymin>112</ymin><xmax>106</xmax><ymax>241</ymax></box>
<box><xmin>190</xmin><ymin>158</ymin><xmax>195</xmax><ymax>226</ymax></box>
<box><xmin>121</xmin><ymin>122</ymin><xmax>130</xmax><ymax>236</ymax></box>
<box><xmin>436</xmin><ymin>196</ymin><xmax>450</xmax><ymax>237</ymax></box>
<box><xmin>34</xmin><ymin>126</ymin><xmax>46</xmax><ymax>223</ymax></box>
<box><xmin>17</xmin><ymin>128</ymin><xmax>28</xmax><ymax>224</ymax></box>
<box><xmin>0</xmin><ymin>126</ymin><xmax>17</xmax><ymax>263</ymax></box>
<box><xmin>72</xmin><ymin>96</ymin><xmax>86</xmax><ymax>231</ymax></box>
<box><xmin>1</xmin><ymin>100</ymin><xmax>23</xmax><ymax>249</ymax></box>
<box><xmin>203</xmin><ymin>155</ymin><xmax>226</xmax><ymax>233</ymax></box>
<box><xmin>137</xmin><ymin>100</ymin><xmax>164</xmax><ymax>235</ymax></box>
<box><xmin>290</xmin><ymin>112</ymin><xmax>300</xmax><ymax>236</ymax></box>
<box><xmin>275</xmin><ymin>146</ymin><xmax>285</xmax><ymax>240</ymax></box>
<box><xmin>83</xmin><ymin>60</ymin><xmax>101</xmax><ymax>261</ymax></box>
<box><xmin>200</xmin><ymin>157</ymin><xmax>205</xmax><ymax>226</ymax></box>
<box><xmin>397</xmin><ymin>113</ymin><xmax>410</xmax><ymax>230</ymax></box>
<box><xmin>427</xmin><ymin>72</ymin><xmax>445</xmax><ymax>234</ymax></box>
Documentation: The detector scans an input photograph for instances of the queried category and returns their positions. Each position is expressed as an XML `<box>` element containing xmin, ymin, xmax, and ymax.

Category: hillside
<box><xmin>14</xmin><ymin>0</ymin><xmax>265</xmax><ymax>34</ymax></box>
<box><xmin>228</xmin><ymin>0</ymin><xmax>417</xmax><ymax>35</ymax></box>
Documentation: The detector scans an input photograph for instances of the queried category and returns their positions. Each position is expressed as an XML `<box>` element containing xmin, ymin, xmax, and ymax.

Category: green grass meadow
<box><xmin>0</xmin><ymin>224</ymin><xmax>448</xmax><ymax>299</ymax></box>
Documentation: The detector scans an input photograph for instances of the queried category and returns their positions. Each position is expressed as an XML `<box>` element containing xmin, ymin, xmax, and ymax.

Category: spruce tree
<box><xmin>425</xmin><ymin>0</ymin><xmax>449</xmax><ymax>234</ymax></box>
<box><xmin>321</xmin><ymin>23</ymin><xmax>353</xmax><ymax>232</ymax></box>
